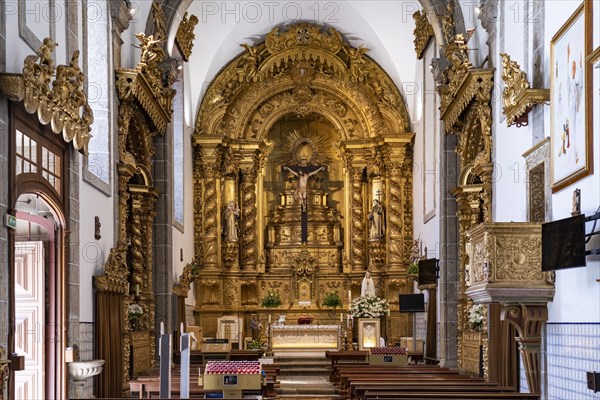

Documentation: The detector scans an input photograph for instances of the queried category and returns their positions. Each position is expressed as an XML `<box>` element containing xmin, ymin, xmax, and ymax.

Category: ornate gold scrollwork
<box><xmin>413</xmin><ymin>10</ymin><xmax>434</xmax><ymax>59</ymax></box>
<box><xmin>115</xmin><ymin>1</ymin><xmax>175</xmax><ymax>134</ymax></box>
<box><xmin>175</xmin><ymin>12</ymin><xmax>199</xmax><ymax>62</ymax></box>
<box><xmin>94</xmin><ymin>241</ymin><xmax>129</xmax><ymax>294</ymax></box>
<box><xmin>174</xmin><ymin>262</ymin><xmax>198</xmax><ymax>297</ymax></box>
<box><xmin>0</xmin><ymin>38</ymin><xmax>93</xmax><ymax>154</ymax></box>
<box><xmin>500</xmin><ymin>53</ymin><xmax>549</xmax><ymax>127</ymax></box>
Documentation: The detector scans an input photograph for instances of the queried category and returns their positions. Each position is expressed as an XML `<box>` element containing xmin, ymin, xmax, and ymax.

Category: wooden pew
<box><xmin>363</xmin><ymin>392</ymin><xmax>539</xmax><ymax>400</ymax></box>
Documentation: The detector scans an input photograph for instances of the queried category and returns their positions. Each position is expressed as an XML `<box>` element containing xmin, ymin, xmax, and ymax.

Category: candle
<box><xmin>340</xmin><ymin>313</ymin><xmax>343</xmax><ymax>322</ymax></box>
<box><xmin>136</xmin><ymin>284</ymin><xmax>140</xmax><ymax>297</ymax></box>
<box><xmin>387</xmin><ymin>309</ymin><xmax>390</xmax><ymax>317</ymax></box>
<box><xmin>348</xmin><ymin>289</ymin><xmax>352</xmax><ymax>304</ymax></box>
<box><xmin>268</xmin><ymin>314</ymin><xmax>271</xmax><ymax>323</ymax></box>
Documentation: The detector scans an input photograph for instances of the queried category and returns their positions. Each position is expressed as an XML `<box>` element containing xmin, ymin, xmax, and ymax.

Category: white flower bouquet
<box><xmin>128</xmin><ymin>303</ymin><xmax>144</xmax><ymax>319</ymax></box>
<box><xmin>468</xmin><ymin>304</ymin><xmax>484</xmax><ymax>331</ymax></box>
<box><xmin>350</xmin><ymin>295</ymin><xmax>390</xmax><ymax>318</ymax></box>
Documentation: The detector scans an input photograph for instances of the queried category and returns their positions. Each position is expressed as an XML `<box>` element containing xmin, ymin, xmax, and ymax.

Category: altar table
<box><xmin>271</xmin><ymin>324</ymin><xmax>341</xmax><ymax>350</ymax></box>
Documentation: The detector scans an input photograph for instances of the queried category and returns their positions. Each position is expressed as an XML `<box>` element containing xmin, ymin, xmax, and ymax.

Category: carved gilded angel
<box><xmin>238</xmin><ymin>43</ymin><xmax>262</xmax><ymax>82</ymax></box>
<box><xmin>344</xmin><ymin>46</ymin><xmax>369</xmax><ymax>82</ymax></box>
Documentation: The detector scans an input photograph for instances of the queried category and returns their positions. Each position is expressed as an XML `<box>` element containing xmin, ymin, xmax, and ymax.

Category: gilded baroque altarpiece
<box><xmin>190</xmin><ymin>24</ymin><xmax>416</xmax><ymax>343</ymax></box>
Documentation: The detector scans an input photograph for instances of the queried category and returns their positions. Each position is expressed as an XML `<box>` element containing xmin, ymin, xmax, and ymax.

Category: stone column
<box><xmin>109</xmin><ymin>0</ymin><xmax>133</xmax><ymax>68</ymax></box>
<box><xmin>350</xmin><ymin>167</ymin><xmax>366</xmax><ymax>270</ymax></box>
<box><xmin>439</xmin><ymin>132</ymin><xmax>459</xmax><ymax>368</ymax></box>
<box><xmin>241</xmin><ymin>166</ymin><xmax>258</xmax><ymax>271</ymax></box>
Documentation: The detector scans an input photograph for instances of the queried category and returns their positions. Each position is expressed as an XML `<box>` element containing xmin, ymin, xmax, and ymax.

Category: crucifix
<box><xmin>284</xmin><ymin>165</ymin><xmax>325</xmax><ymax>243</ymax></box>
<box><xmin>375</xmin><ymin>189</ymin><xmax>382</xmax><ymax>202</ymax></box>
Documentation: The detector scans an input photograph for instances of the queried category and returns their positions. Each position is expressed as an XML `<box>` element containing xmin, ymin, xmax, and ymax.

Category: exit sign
<box><xmin>5</xmin><ymin>213</ymin><xmax>16</xmax><ymax>229</ymax></box>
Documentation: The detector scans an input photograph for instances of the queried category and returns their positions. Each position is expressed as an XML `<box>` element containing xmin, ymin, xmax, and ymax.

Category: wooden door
<box><xmin>14</xmin><ymin>241</ymin><xmax>45</xmax><ymax>399</ymax></box>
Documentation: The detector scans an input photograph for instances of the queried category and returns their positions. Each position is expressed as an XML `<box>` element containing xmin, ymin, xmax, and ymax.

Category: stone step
<box><xmin>278</xmin><ymin>396</ymin><xmax>341</xmax><ymax>399</ymax></box>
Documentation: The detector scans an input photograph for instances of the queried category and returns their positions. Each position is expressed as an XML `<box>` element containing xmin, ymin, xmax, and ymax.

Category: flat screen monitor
<box><xmin>399</xmin><ymin>293</ymin><xmax>425</xmax><ymax>313</ymax></box>
<box><xmin>418</xmin><ymin>259</ymin><xmax>438</xmax><ymax>285</ymax></box>
<box><xmin>542</xmin><ymin>214</ymin><xmax>586</xmax><ymax>271</ymax></box>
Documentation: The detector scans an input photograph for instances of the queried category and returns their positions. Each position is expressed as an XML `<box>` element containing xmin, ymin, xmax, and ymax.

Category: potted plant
<box><xmin>322</xmin><ymin>291</ymin><xmax>342</xmax><ymax>309</ymax></box>
<box><xmin>407</xmin><ymin>262</ymin><xmax>419</xmax><ymax>276</ymax></box>
<box><xmin>261</xmin><ymin>290</ymin><xmax>282</xmax><ymax>308</ymax></box>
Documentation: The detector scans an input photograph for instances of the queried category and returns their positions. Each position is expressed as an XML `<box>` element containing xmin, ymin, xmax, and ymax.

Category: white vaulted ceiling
<box><xmin>169</xmin><ymin>1</ymin><xmax>422</xmax><ymax>128</ymax></box>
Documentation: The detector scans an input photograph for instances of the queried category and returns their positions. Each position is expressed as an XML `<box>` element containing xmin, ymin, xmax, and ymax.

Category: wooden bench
<box><xmin>363</xmin><ymin>391</ymin><xmax>540</xmax><ymax>400</ymax></box>
<box><xmin>354</xmin><ymin>385</ymin><xmax>518</xmax><ymax>400</ymax></box>
<box><xmin>350</xmin><ymin>381</ymin><xmax>505</xmax><ymax>399</ymax></box>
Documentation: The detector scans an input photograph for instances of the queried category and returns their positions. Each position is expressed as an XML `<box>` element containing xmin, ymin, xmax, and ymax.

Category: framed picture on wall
<box><xmin>587</xmin><ymin>47</ymin><xmax>600</xmax><ymax>165</ymax></box>
<box><xmin>550</xmin><ymin>3</ymin><xmax>593</xmax><ymax>192</ymax></box>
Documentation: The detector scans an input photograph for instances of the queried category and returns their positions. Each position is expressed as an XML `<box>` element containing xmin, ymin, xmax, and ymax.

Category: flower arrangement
<box><xmin>468</xmin><ymin>304</ymin><xmax>484</xmax><ymax>331</ymax></box>
<box><xmin>249</xmin><ymin>339</ymin><xmax>265</xmax><ymax>350</ymax></box>
<box><xmin>322</xmin><ymin>291</ymin><xmax>343</xmax><ymax>309</ymax></box>
<box><xmin>407</xmin><ymin>262</ymin><xmax>419</xmax><ymax>275</ymax></box>
<box><xmin>350</xmin><ymin>295</ymin><xmax>390</xmax><ymax>318</ymax></box>
<box><xmin>261</xmin><ymin>290</ymin><xmax>282</xmax><ymax>308</ymax></box>
<box><xmin>128</xmin><ymin>303</ymin><xmax>144</xmax><ymax>319</ymax></box>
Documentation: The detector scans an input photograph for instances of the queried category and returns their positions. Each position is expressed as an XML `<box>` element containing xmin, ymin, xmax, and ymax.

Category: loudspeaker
<box><xmin>587</xmin><ymin>371</ymin><xmax>600</xmax><ymax>393</ymax></box>
<box><xmin>399</xmin><ymin>293</ymin><xmax>425</xmax><ymax>313</ymax></box>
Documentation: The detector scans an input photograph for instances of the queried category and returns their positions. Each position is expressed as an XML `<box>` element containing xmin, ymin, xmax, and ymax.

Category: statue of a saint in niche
<box><xmin>368</xmin><ymin>199</ymin><xmax>384</xmax><ymax>241</ymax></box>
<box><xmin>222</xmin><ymin>201</ymin><xmax>240</xmax><ymax>242</ymax></box>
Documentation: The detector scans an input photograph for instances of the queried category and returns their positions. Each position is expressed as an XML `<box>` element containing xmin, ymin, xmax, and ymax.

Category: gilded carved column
<box><xmin>203</xmin><ymin>165</ymin><xmax>220</xmax><ymax>269</ymax></box>
<box><xmin>387</xmin><ymin>163</ymin><xmax>403</xmax><ymax>270</ymax></box>
<box><xmin>193</xmin><ymin>147</ymin><xmax>204</xmax><ymax>267</ymax></box>
<box><xmin>351</xmin><ymin>166</ymin><xmax>366</xmax><ymax>270</ymax></box>
<box><xmin>402</xmin><ymin>158</ymin><xmax>414</xmax><ymax>266</ymax></box>
<box><xmin>241</xmin><ymin>166</ymin><xmax>258</xmax><ymax>270</ymax></box>
<box><xmin>130</xmin><ymin>195</ymin><xmax>144</xmax><ymax>291</ymax></box>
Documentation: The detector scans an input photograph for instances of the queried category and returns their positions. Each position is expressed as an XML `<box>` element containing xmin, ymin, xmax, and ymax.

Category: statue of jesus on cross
<box><xmin>284</xmin><ymin>165</ymin><xmax>325</xmax><ymax>212</ymax></box>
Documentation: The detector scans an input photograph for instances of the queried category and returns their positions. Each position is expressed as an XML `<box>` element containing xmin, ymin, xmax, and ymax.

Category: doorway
<box><xmin>9</xmin><ymin>103</ymin><xmax>70</xmax><ymax>399</ymax></box>
<box><xmin>13</xmin><ymin>195</ymin><xmax>64</xmax><ymax>400</ymax></box>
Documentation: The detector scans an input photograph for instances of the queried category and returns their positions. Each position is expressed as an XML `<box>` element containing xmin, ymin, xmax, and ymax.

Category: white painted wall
<box><xmin>413</xmin><ymin>41</ymin><xmax>440</xmax><ymax>265</ymax></box>
<box><xmin>492</xmin><ymin>0</ymin><xmax>600</xmax><ymax>323</ymax></box>
<box><xmin>172</xmin><ymin>124</ymin><xmax>197</xmax><ymax>305</ymax></box>
<box><xmin>175</xmin><ymin>0</ymin><xmax>418</xmax><ymax>127</ymax></box>
<box><xmin>78</xmin><ymin>165</ymin><xmax>116</xmax><ymax>321</ymax></box>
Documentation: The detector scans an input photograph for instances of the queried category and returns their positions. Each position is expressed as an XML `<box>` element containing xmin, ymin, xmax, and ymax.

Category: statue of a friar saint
<box><xmin>368</xmin><ymin>199</ymin><xmax>384</xmax><ymax>241</ymax></box>
<box><xmin>284</xmin><ymin>165</ymin><xmax>325</xmax><ymax>212</ymax></box>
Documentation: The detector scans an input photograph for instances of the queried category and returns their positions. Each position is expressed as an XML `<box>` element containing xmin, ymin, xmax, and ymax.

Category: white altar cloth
<box><xmin>270</xmin><ymin>324</ymin><xmax>341</xmax><ymax>350</ymax></box>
